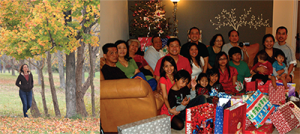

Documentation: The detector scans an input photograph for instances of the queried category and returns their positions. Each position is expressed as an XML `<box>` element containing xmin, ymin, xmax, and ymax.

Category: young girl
<box><xmin>272</xmin><ymin>50</ymin><xmax>289</xmax><ymax>89</ymax></box>
<box><xmin>206</xmin><ymin>68</ymin><xmax>224</xmax><ymax>92</ymax></box>
<box><xmin>195</xmin><ymin>73</ymin><xmax>209</xmax><ymax>97</ymax></box>
<box><xmin>214</xmin><ymin>52</ymin><xmax>238</xmax><ymax>94</ymax></box>
<box><xmin>167</xmin><ymin>70</ymin><xmax>207</xmax><ymax>130</ymax></box>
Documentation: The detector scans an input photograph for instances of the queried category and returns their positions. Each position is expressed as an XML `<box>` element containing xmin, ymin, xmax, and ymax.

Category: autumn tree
<box><xmin>0</xmin><ymin>0</ymin><xmax>100</xmax><ymax>117</ymax></box>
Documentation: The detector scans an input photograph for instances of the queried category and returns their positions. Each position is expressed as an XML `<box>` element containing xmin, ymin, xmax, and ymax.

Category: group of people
<box><xmin>100</xmin><ymin>26</ymin><xmax>297</xmax><ymax>130</ymax></box>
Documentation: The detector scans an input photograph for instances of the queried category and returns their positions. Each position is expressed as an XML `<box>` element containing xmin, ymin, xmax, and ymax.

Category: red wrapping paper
<box><xmin>268</xmin><ymin>83</ymin><xmax>286</xmax><ymax>105</ymax></box>
<box><xmin>270</xmin><ymin>104</ymin><xmax>300</xmax><ymax>134</ymax></box>
<box><xmin>186</xmin><ymin>103</ymin><xmax>215</xmax><ymax>134</ymax></box>
<box><xmin>245</xmin><ymin>123</ymin><xmax>274</xmax><ymax>134</ymax></box>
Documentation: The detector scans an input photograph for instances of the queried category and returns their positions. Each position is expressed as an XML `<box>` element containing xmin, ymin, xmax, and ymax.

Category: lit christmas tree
<box><xmin>129</xmin><ymin>0</ymin><xmax>171</xmax><ymax>38</ymax></box>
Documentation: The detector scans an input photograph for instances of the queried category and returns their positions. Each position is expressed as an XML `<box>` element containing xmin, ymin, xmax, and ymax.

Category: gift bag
<box><xmin>270</xmin><ymin>102</ymin><xmax>300</xmax><ymax>134</ymax></box>
<box><xmin>245</xmin><ymin>123</ymin><xmax>274</xmax><ymax>134</ymax></box>
<box><xmin>214</xmin><ymin>98</ymin><xmax>231</xmax><ymax>134</ymax></box>
<box><xmin>138</xmin><ymin>37</ymin><xmax>152</xmax><ymax>51</ymax></box>
<box><xmin>268</xmin><ymin>83</ymin><xmax>286</xmax><ymax>105</ymax></box>
<box><xmin>287</xmin><ymin>83</ymin><xmax>296</xmax><ymax>97</ymax></box>
<box><xmin>245</xmin><ymin>90</ymin><xmax>275</xmax><ymax>128</ymax></box>
<box><xmin>186</xmin><ymin>103</ymin><xmax>215</xmax><ymax>134</ymax></box>
<box><xmin>244</xmin><ymin>77</ymin><xmax>257</xmax><ymax>92</ymax></box>
<box><xmin>223</xmin><ymin>102</ymin><xmax>247</xmax><ymax>134</ymax></box>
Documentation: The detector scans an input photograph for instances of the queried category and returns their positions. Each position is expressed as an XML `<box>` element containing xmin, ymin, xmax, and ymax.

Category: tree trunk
<box><xmin>2</xmin><ymin>56</ymin><xmax>6</xmax><ymax>73</ymax></box>
<box><xmin>38</xmin><ymin>66</ymin><xmax>49</xmax><ymax>117</ymax></box>
<box><xmin>0</xmin><ymin>58</ymin><xmax>2</xmax><ymax>73</ymax></box>
<box><xmin>36</xmin><ymin>61</ymin><xmax>42</xmax><ymax>85</ymax></box>
<box><xmin>89</xmin><ymin>44</ymin><xmax>95</xmax><ymax>117</ymax></box>
<box><xmin>30</xmin><ymin>91</ymin><xmax>41</xmax><ymax>117</ymax></box>
<box><xmin>47</xmin><ymin>52</ymin><xmax>61</xmax><ymax>117</ymax></box>
<box><xmin>66</xmin><ymin>52</ymin><xmax>77</xmax><ymax>118</ymax></box>
<box><xmin>76</xmin><ymin>41</ymin><xmax>88</xmax><ymax>117</ymax></box>
<box><xmin>57</xmin><ymin>50</ymin><xmax>65</xmax><ymax>89</ymax></box>
<box><xmin>28</xmin><ymin>59</ymin><xmax>49</xmax><ymax>117</ymax></box>
<box><xmin>11</xmin><ymin>59</ymin><xmax>15</xmax><ymax>76</ymax></box>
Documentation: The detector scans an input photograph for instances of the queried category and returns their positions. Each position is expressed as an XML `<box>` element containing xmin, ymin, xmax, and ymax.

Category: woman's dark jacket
<box><xmin>15</xmin><ymin>72</ymin><xmax>34</xmax><ymax>92</ymax></box>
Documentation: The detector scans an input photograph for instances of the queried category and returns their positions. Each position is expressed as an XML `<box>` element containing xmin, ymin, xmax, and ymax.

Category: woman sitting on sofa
<box><xmin>128</xmin><ymin>39</ymin><xmax>157</xmax><ymax>91</ymax></box>
<box><xmin>115</xmin><ymin>40</ymin><xmax>156</xmax><ymax>91</ymax></box>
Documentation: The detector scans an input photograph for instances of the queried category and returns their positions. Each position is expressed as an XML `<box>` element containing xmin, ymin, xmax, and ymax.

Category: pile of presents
<box><xmin>118</xmin><ymin>79</ymin><xmax>299</xmax><ymax>134</ymax></box>
<box><xmin>186</xmin><ymin>79</ymin><xmax>300</xmax><ymax>134</ymax></box>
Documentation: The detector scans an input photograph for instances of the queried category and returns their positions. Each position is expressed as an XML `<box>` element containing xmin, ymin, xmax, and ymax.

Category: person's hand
<box><xmin>242</xmin><ymin>45</ymin><xmax>247</xmax><ymax>52</ymax></box>
<box><xmin>191</xmin><ymin>76</ymin><xmax>197</xmax><ymax>88</ymax></box>
<box><xmin>257</xmin><ymin>66</ymin><xmax>267</xmax><ymax>74</ymax></box>
<box><xmin>181</xmin><ymin>97</ymin><xmax>190</xmax><ymax>106</ymax></box>
<box><xmin>100</xmin><ymin>57</ymin><xmax>105</xmax><ymax>69</ymax></box>
<box><xmin>169</xmin><ymin>107</ymin><xmax>180</xmax><ymax>115</ymax></box>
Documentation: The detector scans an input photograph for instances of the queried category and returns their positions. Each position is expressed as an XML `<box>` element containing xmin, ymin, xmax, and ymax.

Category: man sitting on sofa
<box><xmin>101</xmin><ymin>43</ymin><xmax>127</xmax><ymax>80</ymax></box>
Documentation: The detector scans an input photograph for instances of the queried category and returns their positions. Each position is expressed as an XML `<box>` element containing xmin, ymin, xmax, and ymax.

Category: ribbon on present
<box><xmin>210</xmin><ymin>88</ymin><xmax>232</xmax><ymax>99</ymax></box>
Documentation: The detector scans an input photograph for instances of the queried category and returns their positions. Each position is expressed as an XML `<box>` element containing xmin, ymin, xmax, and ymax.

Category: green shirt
<box><xmin>116</xmin><ymin>58</ymin><xmax>139</xmax><ymax>78</ymax></box>
<box><xmin>229</xmin><ymin>60</ymin><xmax>251</xmax><ymax>82</ymax></box>
<box><xmin>207</xmin><ymin>46</ymin><xmax>219</xmax><ymax>68</ymax></box>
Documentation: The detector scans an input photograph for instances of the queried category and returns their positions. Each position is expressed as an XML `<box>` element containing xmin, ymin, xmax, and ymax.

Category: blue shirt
<box><xmin>272</xmin><ymin>61</ymin><xmax>288</xmax><ymax>76</ymax></box>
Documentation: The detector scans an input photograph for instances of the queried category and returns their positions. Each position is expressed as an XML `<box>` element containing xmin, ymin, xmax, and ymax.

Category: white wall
<box><xmin>273</xmin><ymin>0</ymin><xmax>298</xmax><ymax>50</ymax></box>
<box><xmin>100</xmin><ymin>0</ymin><xmax>129</xmax><ymax>56</ymax></box>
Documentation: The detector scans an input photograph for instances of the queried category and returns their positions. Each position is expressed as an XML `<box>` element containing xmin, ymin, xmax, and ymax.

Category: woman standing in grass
<box><xmin>15</xmin><ymin>64</ymin><xmax>33</xmax><ymax>117</ymax></box>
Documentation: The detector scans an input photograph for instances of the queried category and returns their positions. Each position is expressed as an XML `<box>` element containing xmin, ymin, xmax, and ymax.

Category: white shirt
<box><xmin>191</xmin><ymin>56</ymin><xmax>205</xmax><ymax>79</ymax></box>
<box><xmin>144</xmin><ymin>46</ymin><xmax>166</xmax><ymax>70</ymax></box>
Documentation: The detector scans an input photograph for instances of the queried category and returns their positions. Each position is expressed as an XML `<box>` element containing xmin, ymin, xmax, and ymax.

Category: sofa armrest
<box><xmin>101</xmin><ymin>79</ymin><xmax>150</xmax><ymax>99</ymax></box>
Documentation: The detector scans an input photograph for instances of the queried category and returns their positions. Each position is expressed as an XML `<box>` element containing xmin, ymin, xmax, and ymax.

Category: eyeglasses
<box><xmin>215</xmin><ymin>40</ymin><xmax>223</xmax><ymax>42</ymax></box>
<box><xmin>219</xmin><ymin>58</ymin><xmax>227</xmax><ymax>61</ymax></box>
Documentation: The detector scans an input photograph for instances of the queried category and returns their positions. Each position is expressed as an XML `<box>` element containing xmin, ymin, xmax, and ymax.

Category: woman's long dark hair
<box><xmin>115</xmin><ymin>40</ymin><xmax>131</xmax><ymax>61</ymax></box>
<box><xmin>186</xmin><ymin>43</ymin><xmax>202</xmax><ymax>69</ymax></box>
<box><xmin>19</xmin><ymin>64</ymin><xmax>30</xmax><ymax>74</ymax></box>
<box><xmin>160</xmin><ymin>56</ymin><xmax>177</xmax><ymax>78</ymax></box>
<box><xmin>214</xmin><ymin>52</ymin><xmax>231</xmax><ymax>80</ymax></box>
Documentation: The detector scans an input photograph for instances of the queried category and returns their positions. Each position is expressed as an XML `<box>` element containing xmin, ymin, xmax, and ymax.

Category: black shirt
<box><xmin>180</xmin><ymin>42</ymin><xmax>209</xmax><ymax>58</ymax></box>
<box><xmin>101</xmin><ymin>64</ymin><xmax>127</xmax><ymax>80</ymax></box>
<box><xmin>168</xmin><ymin>86</ymin><xmax>190</xmax><ymax>108</ymax></box>
<box><xmin>253</xmin><ymin>48</ymin><xmax>286</xmax><ymax>66</ymax></box>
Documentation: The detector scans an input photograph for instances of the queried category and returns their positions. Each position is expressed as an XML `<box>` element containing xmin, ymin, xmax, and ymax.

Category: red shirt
<box><xmin>159</xmin><ymin>76</ymin><xmax>175</xmax><ymax>119</ymax></box>
<box><xmin>251</xmin><ymin>61</ymin><xmax>273</xmax><ymax>75</ymax></box>
<box><xmin>219</xmin><ymin>66</ymin><xmax>238</xmax><ymax>94</ymax></box>
<box><xmin>154</xmin><ymin>54</ymin><xmax>192</xmax><ymax>77</ymax></box>
<box><xmin>133</xmin><ymin>55</ymin><xmax>149</xmax><ymax>69</ymax></box>
<box><xmin>24</xmin><ymin>74</ymin><xmax>29</xmax><ymax>81</ymax></box>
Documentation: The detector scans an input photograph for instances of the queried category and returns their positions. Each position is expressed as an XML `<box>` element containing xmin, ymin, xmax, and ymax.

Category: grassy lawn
<box><xmin>0</xmin><ymin>71</ymin><xmax>100</xmax><ymax>133</ymax></box>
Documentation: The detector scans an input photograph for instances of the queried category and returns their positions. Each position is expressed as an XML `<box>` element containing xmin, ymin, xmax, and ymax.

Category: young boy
<box><xmin>229</xmin><ymin>47</ymin><xmax>251</xmax><ymax>82</ymax></box>
<box><xmin>250</xmin><ymin>51</ymin><xmax>276</xmax><ymax>88</ymax></box>
<box><xmin>272</xmin><ymin>51</ymin><xmax>289</xmax><ymax>89</ymax></box>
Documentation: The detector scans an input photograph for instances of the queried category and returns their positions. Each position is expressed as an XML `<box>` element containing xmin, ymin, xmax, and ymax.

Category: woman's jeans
<box><xmin>19</xmin><ymin>90</ymin><xmax>32</xmax><ymax>117</ymax></box>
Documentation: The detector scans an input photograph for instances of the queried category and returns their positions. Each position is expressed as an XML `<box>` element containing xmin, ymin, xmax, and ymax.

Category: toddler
<box><xmin>195</xmin><ymin>73</ymin><xmax>209</xmax><ymax>98</ymax></box>
<box><xmin>272</xmin><ymin>51</ymin><xmax>289</xmax><ymax>89</ymax></box>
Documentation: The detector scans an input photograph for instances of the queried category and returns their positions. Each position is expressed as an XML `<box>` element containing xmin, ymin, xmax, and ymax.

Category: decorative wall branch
<box><xmin>210</xmin><ymin>7</ymin><xmax>270</xmax><ymax>31</ymax></box>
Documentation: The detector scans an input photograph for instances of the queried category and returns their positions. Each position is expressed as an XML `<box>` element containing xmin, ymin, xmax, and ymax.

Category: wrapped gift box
<box><xmin>245</xmin><ymin>123</ymin><xmax>274</xmax><ymax>134</ymax></box>
<box><xmin>280</xmin><ymin>101</ymin><xmax>300</xmax><ymax>128</ymax></box>
<box><xmin>257</xmin><ymin>80</ymin><xmax>283</xmax><ymax>94</ymax></box>
<box><xmin>268</xmin><ymin>83</ymin><xmax>286</xmax><ymax>105</ymax></box>
<box><xmin>245</xmin><ymin>90</ymin><xmax>275</xmax><ymax>128</ymax></box>
<box><xmin>287</xmin><ymin>83</ymin><xmax>296</xmax><ymax>97</ymax></box>
<box><xmin>270</xmin><ymin>103</ymin><xmax>300</xmax><ymax>134</ymax></box>
<box><xmin>186</xmin><ymin>103</ymin><xmax>215</xmax><ymax>134</ymax></box>
<box><xmin>117</xmin><ymin>114</ymin><xmax>171</xmax><ymax>134</ymax></box>
<box><xmin>138</xmin><ymin>37</ymin><xmax>152</xmax><ymax>51</ymax></box>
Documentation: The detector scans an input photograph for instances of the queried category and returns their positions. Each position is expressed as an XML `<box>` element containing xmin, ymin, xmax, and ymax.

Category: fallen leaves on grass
<box><xmin>0</xmin><ymin>117</ymin><xmax>100</xmax><ymax>133</ymax></box>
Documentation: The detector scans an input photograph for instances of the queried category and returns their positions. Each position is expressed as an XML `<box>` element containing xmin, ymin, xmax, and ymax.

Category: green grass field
<box><xmin>0</xmin><ymin>71</ymin><xmax>100</xmax><ymax>117</ymax></box>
